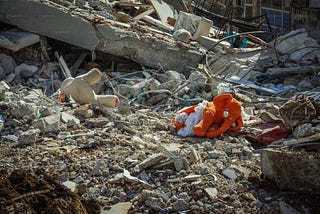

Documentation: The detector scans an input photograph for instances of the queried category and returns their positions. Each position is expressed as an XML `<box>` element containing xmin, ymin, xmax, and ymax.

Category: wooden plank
<box><xmin>55</xmin><ymin>51</ymin><xmax>72</xmax><ymax>78</ymax></box>
<box><xmin>133</xmin><ymin>9</ymin><xmax>155</xmax><ymax>21</ymax></box>
<box><xmin>70</xmin><ymin>53</ymin><xmax>87</xmax><ymax>74</ymax></box>
<box><xmin>150</xmin><ymin>0</ymin><xmax>176</xmax><ymax>24</ymax></box>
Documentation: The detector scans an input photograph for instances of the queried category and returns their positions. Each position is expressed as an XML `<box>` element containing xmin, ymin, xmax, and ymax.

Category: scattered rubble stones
<box><xmin>0</xmin><ymin>54</ymin><xmax>16</xmax><ymax>79</ymax></box>
<box><xmin>11</xmin><ymin>100</ymin><xmax>35</xmax><ymax>119</ymax></box>
<box><xmin>0</xmin><ymin>23</ymin><xmax>319</xmax><ymax>214</ymax></box>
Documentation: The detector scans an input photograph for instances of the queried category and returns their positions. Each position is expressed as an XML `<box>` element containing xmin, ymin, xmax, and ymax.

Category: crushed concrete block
<box><xmin>0</xmin><ymin>29</ymin><xmax>40</xmax><ymax>52</ymax></box>
<box><xmin>75</xmin><ymin>106</ymin><xmax>94</xmax><ymax>119</ymax></box>
<box><xmin>270</xmin><ymin>28</ymin><xmax>319</xmax><ymax>55</ymax></box>
<box><xmin>0</xmin><ymin>0</ymin><xmax>99</xmax><ymax>50</ymax></box>
<box><xmin>5</xmin><ymin>73</ymin><xmax>15</xmax><ymax>83</ymax></box>
<box><xmin>187</xmin><ymin>70</ymin><xmax>207</xmax><ymax>92</ymax></box>
<box><xmin>33</xmin><ymin>114</ymin><xmax>61</xmax><ymax>133</ymax></box>
<box><xmin>61</xmin><ymin>112</ymin><xmax>80</xmax><ymax>126</ymax></box>
<box><xmin>11</xmin><ymin>100</ymin><xmax>35</xmax><ymax>119</ymax></box>
<box><xmin>137</xmin><ymin>153</ymin><xmax>165</xmax><ymax>171</ymax></box>
<box><xmin>63</xmin><ymin>181</ymin><xmax>77</xmax><ymax>192</ymax></box>
<box><xmin>222</xmin><ymin>168</ymin><xmax>237</xmax><ymax>180</ymax></box>
<box><xmin>199</xmin><ymin>36</ymin><xmax>231</xmax><ymax>50</ymax></box>
<box><xmin>15</xmin><ymin>63</ymin><xmax>38</xmax><ymax>78</ymax></box>
<box><xmin>145</xmin><ymin>197</ymin><xmax>166</xmax><ymax>211</ymax></box>
<box><xmin>23</xmin><ymin>89</ymin><xmax>44</xmax><ymax>103</ymax></box>
<box><xmin>0</xmin><ymin>0</ymin><xmax>202</xmax><ymax>72</ymax></box>
<box><xmin>173</xmin><ymin>198</ymin><xmax>189</xmax><ymax>211</ymax></box>
<box><xmin>18</xmin><ymin>129</ymin><xmax>41</xmax><ymax>145</ymax></box>
<box><xmin>0</xmin><ymin>81</ymin><xmax>10</xmax><ymax>100</ymax></box>
<box><xmin>293</xmin><ymin>123</ymin><xmax>316</xmax><ymax>138</ymax></box>
<box><xmin>173</xmin><ymin>29</ymin><xmax>192</xmax><ymax>42</ymax></box>
<box><xmin>103</xmin><ymin>202</ymin><xmax>132</xmax><ymax>214</ymax></box>
<box><xmin>261</xmin><ymin>148</ymin><xmax>320</xmax><ymax>192</ymax></box>
<box><xmin>0</xmin><ymin>54</ymin><xmax>16</xmax><ymax>79</ymax></box>
<box><xmin>204</xmin><ymin>187</ymin><xmax>218</xmax><ymax>201</ymax></box>
<box><xmin>95</xmin><ymin>24</ymin><xmax>202</xmax><ymax>72</ymax></box>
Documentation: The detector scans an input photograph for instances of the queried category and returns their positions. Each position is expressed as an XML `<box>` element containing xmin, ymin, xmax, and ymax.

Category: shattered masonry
<box><xmin>0</xmin><ymin>0</ymin><xmax>320</xmax><ymax>213</ymax></box>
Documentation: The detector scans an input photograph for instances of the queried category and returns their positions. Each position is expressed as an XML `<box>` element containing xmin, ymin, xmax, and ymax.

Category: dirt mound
<box><xmin>0</xmin><ymin>169</ymin><xmax>88</xmax><ymax>214</ymax></box>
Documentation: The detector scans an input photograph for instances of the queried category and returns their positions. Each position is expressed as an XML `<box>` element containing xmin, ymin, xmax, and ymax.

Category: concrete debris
<box><xmin>136</xmin><ymin>153</ymin><xmax>166</xmax><ymax>171</ymax></box>
<box><xmin>33</xmin><ymin>114</ymin><xmax>61</xmax><ymax>133</ymax></box>
<box><xmin>204</xmin><ymin>187</ymin><xmax>218</xmax><ymax>201</ymax></box>
<box><xmin>63</xmin><ymin>180</ymin><xmax>77</xmax><ymax>192</ymax></box>
<box><xmin>261</xmin><ymin>148</ymin><xmax>320</xmax><ymax>192</ymax></box>
<box><xmin>0</xmin><ymin>54</ymin><xmax>16</xmax><ymax>79</ymax></box>
<box><xmin>0</xmin><ymin>29</ymin><xmax>40</xmax><ymax>52</ymax></box>
<box><xmin>61</xmin><ymin>112</ymin><xmax>80</xmax><ymax>126</ymax></box>
<box><xmin>0</xmin><ymin>81</ymin><xmax>9</xmax><ymax>100</ymax></box>
<box><xmin>104</xmin><ymin>202</ymin><xmax>132</xmax><ymax>214</ymax></box>
<box><xmin>222</xmin><ymin>168</ymin><xmax>238</xmax><ymax>180</ymax></box>
<box><xmin>0</xmin><ymin>0</ymin><xmax>202</xmax><ymax>72</ymax></box>
<box><xmin>0</xmin><ymin>0</ymin><xmax>319</xmax><ymax>213</ymax></box>
<box><xmin>17</xmin><ymin>128</ymin><xmax>41</xmax><ymax>145</ymax></box>
<box><xmin>15</xmin><ymin>63</ymin><xmax>38</xmax><ymax>78</ymax></box>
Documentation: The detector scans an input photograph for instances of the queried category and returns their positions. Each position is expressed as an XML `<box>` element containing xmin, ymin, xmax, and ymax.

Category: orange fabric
<box><xmin>172</xmin><ymin>118</ymin><xmax>184</xmax><ymax>130</ymax></box>
<box><xmin>59</xmin><ymin>93</ymin><xmax>66</xmax><ymax>102</ymax></box>
<box><xmin>193</xmin><ymin>94</ymin><xmax>243</xmax><ymax>138</ymax></box>
<box><xmin>179</xmin><ymin>105</ymin><xmax>197</xmax><ymax>115</ymax></box>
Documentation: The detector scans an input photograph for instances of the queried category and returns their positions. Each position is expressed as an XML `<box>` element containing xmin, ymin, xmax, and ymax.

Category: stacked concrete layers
<box><xmin>0</xmin><ymin>0</ymin><xmax>202</xmax><ymax>72</ymax></box>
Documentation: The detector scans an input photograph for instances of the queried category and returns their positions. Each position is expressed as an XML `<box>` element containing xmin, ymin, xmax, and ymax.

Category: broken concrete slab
<box><xmin>270</xmin><ymin>28</ymin><xmax>319</xmax><ymax>55</ymax></box>
<box><xmin>136</xmin><ymin>153</ymin><xmax>166</xmax><ymax>171</ymax></box>
<box><xmin>103</xmin><ymin>202</ymin><xmax>132</xmax><ymax>214</ymax></box>
<box><xmin>95</xmin><ymin>24</ymin><xmax>201</xmax><ymax>72</ymax></box>
<box><xmin>261</xmin><ymin>148</ymin><xmax>320</xmax><ymax>192</ymax></box>
<box><xmin>61</xmin><ymin>112</ymin><xmax>80</xmax><ymax>126</ymax></box>
<box><xmin>199</xmin><ymin>36</ymin><xmax>231</xmax><ymax>50</ymax></box>
<box><xmin>63</xmin><ymin>181</ymin><xmax>77</xmax><ymax>192</ymax></box>
<box><xmin>33</xmin><ymin>114</ymin><xmax>61</xmax><ymax>133</ymax></box>
<box><xmin>0</xmin><ymin>0</ymin><xmax>99</xmax><ymax>50</ymax></box>
<box><xmin>0</xmin><ymin>0</ymin><xmax>202</xmax><ymax>72</ymax></box>
<box><xmin>0</xmin><ymin>29</ymin><xmax>40</xmax><ymax>52</ymax></box>
<box><xmin>0</xmin><ymin>54</ymin><xmax>16</xmax><ymax>80</ymax></box>
<box><xmin>204</xmin><ymin>187</ymin><xmax>218</xmax><ymax>201</ymax></box>
<box><xmin>18</xmin><ymin>128</ymin><xmax>41</xmax><ymax>145</ymax></box>
<box><xmin>15</xmin><ymin>63</ymin><xmax>38</xmax><ymax>78</ymax></box>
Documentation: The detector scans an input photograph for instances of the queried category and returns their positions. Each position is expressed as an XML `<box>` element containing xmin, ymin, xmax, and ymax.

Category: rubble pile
<box><xmin>0</xmin><ymin>0</ymin><xmax>320</xmax><ymax>213</ymax></box>
<box><xmin>0</xmin><ymin>169</ymin><xmax>95</xmax><ymax>213</ymax></box>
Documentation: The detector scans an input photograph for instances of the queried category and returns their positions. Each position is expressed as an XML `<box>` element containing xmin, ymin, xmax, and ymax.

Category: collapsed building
<box><xmin>0</xmin><ymin>0</ymin><xmax>320</xmax><ymax>213</ymax></box>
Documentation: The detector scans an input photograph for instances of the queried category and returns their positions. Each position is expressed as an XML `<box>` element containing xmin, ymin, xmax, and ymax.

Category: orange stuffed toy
<box><xmin>173</xmin><ymin>94</ymin><xmax>243</xmax><ymax>138</ymax></box>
